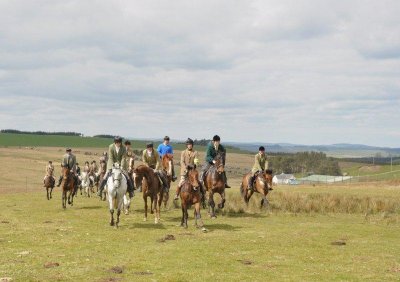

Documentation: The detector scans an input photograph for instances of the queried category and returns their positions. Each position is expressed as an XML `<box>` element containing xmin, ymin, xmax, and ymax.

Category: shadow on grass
<box><xmin>223</xmin><ymin>212</ymin><xmax>267</xmax><ymax>219</ymax></box>
<box><xmin>128</xmin><ymin>223</ymin><xmax>167</xmax><ymax>230</ymax></box>
<box><xmin>206</xmin><ymin>223</ymin><xmax>241</xmax><ymax>232</ymax></box>
<box><xmin>78</xmin><ymin>206</ymin><xmax>103</xmax><ymax>210</ymax></box>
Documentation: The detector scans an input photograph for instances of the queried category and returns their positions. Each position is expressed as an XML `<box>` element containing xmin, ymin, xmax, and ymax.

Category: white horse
<box><xmin>79</xmin><ymin>171</ymin><xmax>91</xmax><ymax>197</ymax></box>
<box><xmin>107</xmin><ymin>163</ymin><xmax>127</xmax><ymax>228</ymax></box>
<box><xmin>123</xmin><ymin>194</ymin><xmax>131</xmax><ymax>215</ymax></box>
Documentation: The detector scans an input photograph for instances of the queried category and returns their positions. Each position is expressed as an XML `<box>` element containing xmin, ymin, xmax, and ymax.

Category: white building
<box><xmin>272</xmin><ymin>173</ymin><xmax>296</xmax><ymax>185</ymax></box>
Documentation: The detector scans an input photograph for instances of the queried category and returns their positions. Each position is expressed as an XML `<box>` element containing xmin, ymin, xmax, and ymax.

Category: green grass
<box><xmin>0</xmin><ymin>188</ymin><xmax>400</xmax><ymax>281</ymax></box>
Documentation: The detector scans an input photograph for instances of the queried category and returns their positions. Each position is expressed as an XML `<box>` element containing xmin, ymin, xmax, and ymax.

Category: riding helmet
<box><xmin>124</xmin><ymin>140</ymin><xmax>131</xmax><ymax>145</ymax></box>
<box><xmin>146</xmin><ymin>142</ymin><xmax>153</xmax><ymax>148</ymax></box>
<box><xmin>164</xmin><ymin>136</ymin><xmax>170</xmax><ymax>141</ymax></box>
<box><xmin>212</xmin><ymin>135</ymin><xmax>220</xmax><ymax>141</ymax></box>
<box><xmin>66</xmin><ymin>148</ymin><xmax>71</xmax><ymax>152</ymax></box>
<box><xmin>114</xmin><ymin>136</ymin><xmax>122</xmax><ymax>143</ymax></box>
<box><xmin>259</xmin><ymin>146</ymin><xmax>265</xmax><ymax>151</ymax></box>
<box><xmin>186</xmin><ymin>138</ymin><xmax>194</xmax><ymax>145</ymax></box>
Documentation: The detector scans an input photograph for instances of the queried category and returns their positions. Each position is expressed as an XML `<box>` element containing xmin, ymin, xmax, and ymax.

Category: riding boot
<box><xmin>127</xmin><ymin>178</ymin><xmax>134</xmax><ymax>198</ymax></box>
<box><xmin>248</xmin><ymin>175</ymin><xmax>254</xmax><ymax>191</ymax></box>
<box><xmin>199</xmin><ymin>182</ymin><xmax>206</xmax><ymax>208</ymax></box>
<box><xmin>56</xmin><ymin>176</ymin><xmax>63</xmax><ymax>187</ymax></box>
<box><xmin>223</xmin><ymin>172</ymin><xmax>231</xmax><ymax>188</ymax></box>
<box><xmin>171</xmin><ymin>166</ymin><xmax>177</xmax><ymax>182</ymax></box>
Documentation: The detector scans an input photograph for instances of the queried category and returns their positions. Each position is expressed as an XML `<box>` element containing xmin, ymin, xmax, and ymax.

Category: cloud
<box><xmin>0</xmin><ymin>0</ymin><xmax>400</xmax><ymax>147</ymax></box>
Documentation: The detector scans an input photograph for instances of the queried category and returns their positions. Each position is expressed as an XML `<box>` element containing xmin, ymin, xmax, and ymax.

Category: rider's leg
<box><xmin>248</xmin><ymin>173</ymin><xmax>255</xmax><ymax>190</ymax></box>
<box><xmin>122</xmin><ymin>171</ymin><xmax>134</xmax><ymax>198</ymax></box>
<box><xmin>97</xmin><ymin>171</ymin><xmax>111</xmax><ymax>197</ymax></box>
<box><xmin>174</xmin><ymin>176</ymin><xmax>185</xmax><ymax>200</ymax></box>
<box><xmin>171</xmin><ymin>164</ymin><xmax>177</xmax><ymax>182</ymax></box>
<box><xmin>223</xmin><ymin>172</ymin><xmax>231</xmax><ymax>188</ymax></box>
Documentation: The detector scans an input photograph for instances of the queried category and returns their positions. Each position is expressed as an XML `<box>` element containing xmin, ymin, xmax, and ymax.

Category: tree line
<box><xmin>269</xmin><ymin>151</ymin><xmax>342</xmax><ymax>176</ymax></box>
<box><xmin>1</xmin><ymin>129</ymin><xmax>82</xmax><ymax>136</ymax></box>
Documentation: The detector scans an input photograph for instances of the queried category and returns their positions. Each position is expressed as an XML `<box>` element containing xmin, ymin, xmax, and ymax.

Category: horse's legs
<box><xmin>218</xmin><ymin>191</ymin><xmax>226</xmax><ymax>209</ymax></box>
<box><xmin>155</xmin><ymin>193</ymin><xmax>161</xmax><ymax>224</ymax></box>
<box><xmin>194</xmin><ymin>203</ymin><xmax>204</xmax><ymax>228</ymax></box>
<box><xmin>144</xmin><ymin>195</ymin><xmax>148</xmax><ymax>220</ymax></box>
<box><xmin>184</xmin><ymin>206</ymin><xmax>188</xmax><ymax>228</ymax></box>
<box><xmin>46</xmin><ymin>187</ymin><xmax>50</xmax><ymax>200</ymax></box>
<box><xmin>110</xmin><ymin>209</ymin><xmax>115</xmax><ymax>226</ymax></box>
<box><xmin>208</xmin><ymin>191</ymin><xmax>216</xmax><ymax>218</ymax></box>
<box><xmin>261</xmin><ymin>191</ymin><xmax>269</xmax><ymax>208</ymax></box>
<box><xmin>180</xmin><ymin>205</ymin><xmax>185</xmax><ymax>227</ymax></box>
<box><xmin>62</xmin><ymin>191</ymin><xmax>66</xmax><ymax>209</ymax></box>
<box><xmin>116</xmin><ymin>209</ymin><xmax>121</xmax><ymax>228</ymax></box>
<box><xmin>50</xmin><ymin>187</ymin><xmax>53</xmax><ymax>199</ymax></box>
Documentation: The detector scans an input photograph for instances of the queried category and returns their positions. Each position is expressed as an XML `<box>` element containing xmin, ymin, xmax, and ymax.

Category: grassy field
<box><xmin>0</xmin><ymin>147</ymin><xmax>400</xmax><ymax>281</ymax></box>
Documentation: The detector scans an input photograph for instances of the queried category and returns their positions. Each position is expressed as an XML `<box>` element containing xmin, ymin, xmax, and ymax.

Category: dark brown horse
<box><xmin>180</xmin><ymin>165</ymin><xmax>207</xmax><ymax>232</ymax></box>
<box><xmin>240</xmin><ymin>169</ymin><xmax>273</xmax><ymax>208</ymax></box>
<box><xmin>60</xmin><ymin>166</ymin><xmax>76</xmax><ymax>209</ymax></box>
<box><xmin>203</xmin><ymin>152</ymin><xmax>226</xmax><ymax>218</ymax></box>
<box><xmin>44</xmin><ymin>175</ymin><xmax>55</xmax><ymax>200</ymax></box>
<box><xmin>98</xmin><ymin>161</ymin><xmax>107</xmax><ymax>201</ymax></box>
<box><xmin>133</xmin><ymin>165</ymin><xmax>163</xmax><ymax>223</ymax></box>
<box><xmin>161</xmin><ymin>154</ymin><xmax>174</xmax><ymax>209</ymax></box>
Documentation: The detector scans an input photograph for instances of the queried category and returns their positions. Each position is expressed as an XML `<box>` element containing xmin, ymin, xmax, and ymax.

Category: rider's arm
<box><xmin>205</xmin><ymin>144</ymin><xmax>214</xmax><ymax>164</ymax></box>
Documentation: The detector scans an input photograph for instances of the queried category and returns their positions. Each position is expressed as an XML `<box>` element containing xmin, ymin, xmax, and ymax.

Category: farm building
<box><xmin>298</xmin><ymin>175</ymin><xmax>353</xmax><ymax>184</ymax></box>
<box><xmin>272</xmin><ymin>173</ymin><xmax>296</xmax><ymax>185</ymax></box>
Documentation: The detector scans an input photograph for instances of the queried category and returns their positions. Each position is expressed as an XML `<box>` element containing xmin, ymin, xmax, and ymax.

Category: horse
<box><xmin>240</xmin><ymin>169</ymin><xmax>273</xmax><ymax>208</ymax></box>
<box><xmin>97</xmin><ymin>161</ymin><xmax>107</xmax><ymax>201</ymax></box>
<box><xmin>203</xmin><ymin>152</ymin><xmax>226</xmax><ymax>218</ymax></box>
<box><xmin>180</xmin><ymin>165</ymin><xmax>207</xmax><ymax>232</ymax></box>
<box><xmin>106</xmin><ymin>163</ymin><xmax>127</xmax><ymax>228</ymax></box>
<box><xmin>60</xmin><ymin>166</ymin><xmax>76</xmax><ymax>209</ymax></box>
<box><xmin>79</xmin><ymin>171</ymin><xmax>91</xmax><ymax>198</ymax></box>
<box><xmin>43</xmin><ymin>175</ymin><xmax>55</xmax><ymax>200</ymax></box>
<box><xmin>132</xmin><ymin>165</ymin><xmax>163</xmax><ymax>224</ymax></box>
<box><xmin>161</xmin><ymin>154</ymin><xmax>174</xmax><ymax>209</ymax></box>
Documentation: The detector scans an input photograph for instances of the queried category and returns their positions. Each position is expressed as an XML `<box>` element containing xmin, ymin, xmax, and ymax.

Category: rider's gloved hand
<box><xmin>212</xmin><ymin>160</ymin><xmax>216</xmax><ymax>164</ymax></box>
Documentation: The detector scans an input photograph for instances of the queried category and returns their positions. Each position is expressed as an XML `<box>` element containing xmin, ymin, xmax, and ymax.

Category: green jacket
<box><xmin>142</xmin><ymin>149</ymin><xmax>161</xmax><ymax>170</ymax></box>
<box><xmin>205</xmin><ymin>142</ymin><xmax>226</xmax><ymax>164</ymax></box>
<box><xmin>252</xmin><ymin>153</ymin><xmax>268</xmax><ymax>174</ymax></box>
<box><xmin>62</xmin><ymin>153</ymin><xmax>76</xmax><ymax>173</ymax></box>
<box><xmin>107</xmin><ymin>144</ymin><xmax>127</xmax><ymax>171</ymax></box>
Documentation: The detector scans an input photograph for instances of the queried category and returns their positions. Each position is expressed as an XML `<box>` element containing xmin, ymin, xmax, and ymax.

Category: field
<box><xmin>1</xmin><ymin>146</ymin><xmax>400</xmax><ymax>281</ymax></box>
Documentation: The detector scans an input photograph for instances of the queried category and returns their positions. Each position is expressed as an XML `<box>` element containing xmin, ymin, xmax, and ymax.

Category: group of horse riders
<box><xmin>45</xmin><ymin>134</ymin><xmax>271</xmax><ymax>199</ymax></box>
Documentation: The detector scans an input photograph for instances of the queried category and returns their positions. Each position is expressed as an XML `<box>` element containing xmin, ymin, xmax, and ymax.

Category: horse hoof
<box><xmin>124</xmin><ymin>211</ymin><xmax>129</xmax><ymax>215</ymax></box>
<box><xmin>143</xmin><ymin>218</ymin><xmax>147</xmax><ymax>222</ymax></box>
<box><xmin>110</xmin><ymin>221</ymin><xmax>114</xmax><ymax>226</ymax></box>
<box><xmin>211</xmin><ymin>216</ymin><xmax>217</xmax><ymax>219</ymax></box>
<box><xmin>201</xmin><ymin>227</ymin><xmax>208</xmax><ymax>233</ymax></box>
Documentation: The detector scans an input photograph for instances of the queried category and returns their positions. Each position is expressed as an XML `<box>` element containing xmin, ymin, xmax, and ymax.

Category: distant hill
<box><xmin>225</xmin><ymin>142</ymin><xmax>400</xmax><ymax>158</ymax></box>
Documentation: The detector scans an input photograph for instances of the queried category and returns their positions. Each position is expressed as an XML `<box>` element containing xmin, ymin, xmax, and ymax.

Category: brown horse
<box><xmin>44</xmin><ymin>175</ymin><xmax>55</xmax><ymax>200</ymax></box>
<box><xmin>240</xmin><ymin>169</ymin><xmax>273</xmax><ymax>208</ymax></box>
<box><xmin>161</xmin><ymin>154</ymin><xmax>174</xmax><ymax>209</ymax></box>
<box><xmin>98</xmin><ymin>161</ymin><xmax>107</xmax><ymax>201</ymax></box>
<box><xmin>203</xmin><ymin>152</ymin><xmax>226</xmax><ymax>219</ymax></box>
<box><xmin>60</xmin><ymin>166</ymin><xmax>76</xmax><ymax>209</ymax></box>
<box><xmin>180</xmin><ymin>165</ymin><xmax>207</xmax><ymax>232</ymax></box>
<box><xmin>133</xmin><ymin>165</ymin><xmax>163</xmax><ymax>223</ymax></box>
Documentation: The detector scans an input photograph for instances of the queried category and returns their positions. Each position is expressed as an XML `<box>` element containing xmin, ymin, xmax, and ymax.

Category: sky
<box><xmin>0</xmin><ymin>0</ymin><xmax>399</xmax><ymax>147</ymax></box>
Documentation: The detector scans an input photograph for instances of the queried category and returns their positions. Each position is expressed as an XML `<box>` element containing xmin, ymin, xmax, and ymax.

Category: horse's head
<box><xmin>61</xmin><ymin>165</ymin><xmax>69</xmax><ymax>177</ymax></box>
<box><xmin>214</xmin><ymin>152</ymin><xmax>225</xmax><ymax>174</ymax></box>
<box><xmin>265</xmin><ymin>169</ymin><xmax>273</xmax><ymax>190</ymax></box>
<box><xmin>186</xmin><ymin>165</ymin><xmax>200</xmax><ymax>189</ymax></box>
<box><xmin>132</xmin><ymin>165</ymin><xmax>146</xmax><ymax>189</ymax></box>
<box><xmin>111</xmin><ymin>163</ymin><xmax>122</xmax><ymax>188</ymax></box>
<box><xmin>162</xmin><ymin>154</ymin><xmax>173</xmax><ymax>176</ymax></box>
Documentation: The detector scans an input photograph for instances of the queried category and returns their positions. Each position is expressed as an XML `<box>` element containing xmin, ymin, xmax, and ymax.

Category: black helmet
<box><xmin>66</xmin><ymin>148</ymin><xmax>72</xmax><ymax>152</ymax></box>
<box><xmin>186</xmin><ymin>138</ymin><xmax>194</xmax><ymax>145</ymax></box>
<box><xmin>164</xmin><ymin>136</ymin><xmax>170</xmax><ymax>141</ymax></box>
<box><xmin>124</xmin><ymin>140</ymin><xmax>131</xmax><ymax>145</ymax></box>
<box><xmin>114</xmin><ymin>136</ymin><xmax>122</xmax><ymax>143</ymax></box>
<box><xmin>259</xmin><ymin>146</ymin><xmax>265</xmax><ymax>151</ymax></box>
<box><xmin>146</xmin><ymin>142</ymin><xmax>153</xmax><ymax>148</ymax></box>
<box><xmin>212</xmin><ymin>135</ymin><xmax>220</xmax><ymax>141</ymax></box>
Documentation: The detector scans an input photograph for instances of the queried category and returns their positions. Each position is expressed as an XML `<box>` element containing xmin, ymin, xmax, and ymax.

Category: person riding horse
<box><xmin>75</xmin><ymin>162</ymin><xmax>81</xmax><ymax>176</ymax></box>
<box><xmin>57</xmin><ymin>148</ymin><xmax>78</xmax><ymax>187</ymax></box>
<box><xmin>248</xmin><ymin>146</ymin><xmax>273</xmax><ymax>191</ymax></box>
<box><xmin>157</xmin><ymin>136</ymin><xmax>177</xmax><ymax>181</ymax></box>
<box><xmin>124</xmin><ymin>140</ymin><xmax>135</xmax><ymax>174</ymax></box>
<box><xmin>142</xmin><ymin>143</ymin><xmax>169</xmax><ymax>192</ymax></box>
<box><xmin>43</xmin><ymin>160</ymin><xmax>55</xmax><ymax>186</ymax></box>
<box><xmin>174</xmin><ymin>138</ymin><xmax>205</xmax><ymax>201</ymax></box>
<box><xmin>97</xmin><ymin>136</ymin><xmax>135</xmax><ymax>198</ymax></box>
<box><xmin>200</xmin><ymin>135</ymin><xmax>231</xmax><ymax>188</ymax></box>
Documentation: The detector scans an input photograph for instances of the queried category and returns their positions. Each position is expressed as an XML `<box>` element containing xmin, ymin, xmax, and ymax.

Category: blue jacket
<box><xmin>157</xmin><ymin>143</ymin><xmax>173</xmax><ymax>157</ymax></box>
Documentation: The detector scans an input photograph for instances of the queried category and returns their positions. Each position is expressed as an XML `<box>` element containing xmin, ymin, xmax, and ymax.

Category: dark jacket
<box><xmin>205</xmin><ymin>142</ymin><xmax>226</xmax><ymax>164</ymax></box>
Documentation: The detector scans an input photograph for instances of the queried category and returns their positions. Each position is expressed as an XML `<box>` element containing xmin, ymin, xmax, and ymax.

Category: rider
<box><xmin>43</xmin><ymin>160</ymin><xmax>55</xmax><ymax>186</ymax></box>
<box><xmin>174</xmin><ymin>138</ymin><xmax>204</xmax><ymax>200</ymax></box>
<box><xmin>142</xmin><ymin>142</ymin><xmax>169</xmax><ymax>191</ymax></box>
<box><xmin>76</xmin><ymin>162</ymin><xmax>81</xmax><ymax>176</ymax></box>
<box><xmin>99</xmin><ymin>151</ymin><xmax>108</xmax><ymax>164</ymax></box>
<box><xmin>248</xmin><ymin>146</ymin><xmax>270</xmax><ymax>190</ymax></box>
<box><xmin>201</xmin><ymin>135</ymin><xmax>231</xmax><ymax>188</ymax></box>
<box><xmin>124</xmin><ymin>140</ymin><xmax>135</xmax><ymax>173</ymax></box>
<box><xmin>97</xmin><ymin>136</ymin><xmax>135</xmax><ymax>198</ymax></box>
<box><xmin>57</xmin><ymin>148</ymin><xmax>78</xmax><ymax>187</ymax></box>
<box><xmin>83</xmin><ymin>161</ymin><xmax>90</xmax><ymax>173</ymax></box>
<box><xmin>157</xmin><ymin>136</ymin><xmax>177</xmax><ymax>181</ymax></box>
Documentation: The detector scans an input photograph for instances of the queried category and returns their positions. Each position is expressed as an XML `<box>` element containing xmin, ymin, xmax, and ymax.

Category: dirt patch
<box><xmin>331</xmin><ymin>240</ymin><xmax>346</xmax><ymax>246</ymax></box>
<box><xmin>134</xmin><ymin>271</ymin><xmax>153</xmax><ymax>276</ymax></box>
<box><xmin>0</xmin><ymin>278</ymin><xmax>13</xmax><ymax>282</ymax></box>
<box><xmin>109</xmin><ymin>267</ymin><xmax>123</xmax><ymax>274</ymax></box>
<box><xmin>238</xmin><ymin>259</ymin><xmax>253</xmax><ymax>265</ymax></box>
<box><xmin>1</xmin><ymin>221</ymin><xmax>10</xmax><ymax>224</ymax></box>
<box><xmin>44</xmin><ymin>262</ymin><xmax>60</xmax><ymax>268</ymax></box>
<box><xmin>157</xmin><ymin>234</ymin><xmax>175</xmax><ymax>243</ymax></box>
<box><xmin>99</xmin><ymin>278</ymin><xmax>122</xmax><ymax>282</ymax></box>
